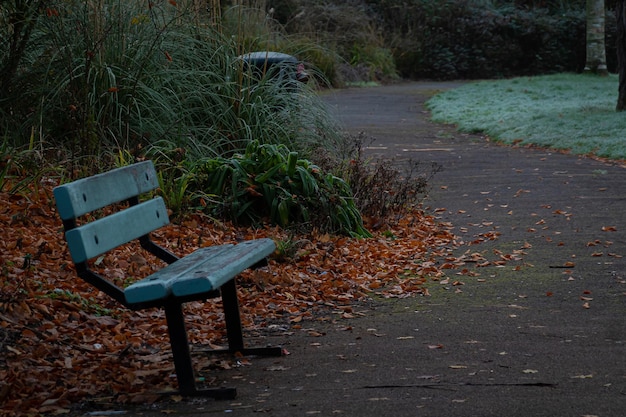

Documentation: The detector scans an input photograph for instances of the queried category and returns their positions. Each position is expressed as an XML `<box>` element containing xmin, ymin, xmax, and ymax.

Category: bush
<box><xmin>267</xmin><ymin>0</ymin><xmax>398</xmax><ymax>84</ymax></box>
<box><xmin>266</xmin><ymin>0</ymin><xmax>603</xmax><ymax>81</ymax></box>
<box><xmin>315</xmin><ymin>135</ymin><xmax>440</xmax><ymax>224</ymax></box>
<box><xmin>189</xmin><ymin>141</ymin><xmax>371</xmax><ymax>237</ymax></box>
<box><xmin>375</xmin><ymin>0</ymin><xmax>589</xmax><ymax>79</ymax></box>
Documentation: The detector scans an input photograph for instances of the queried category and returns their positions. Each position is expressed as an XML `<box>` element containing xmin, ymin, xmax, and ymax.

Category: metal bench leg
<box><xmin>221</xmin><ymin>279</ymin><xmax>283</xmax><ymax>357</ymax></box>
<box><xmin>164</xmin><ymin>302</ymin><xmax>236</xmax><ymax>399</ymax></box>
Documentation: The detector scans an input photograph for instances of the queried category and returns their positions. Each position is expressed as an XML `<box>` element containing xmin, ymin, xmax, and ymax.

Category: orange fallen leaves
<box><xmin>0</xmin><ymin>179</ymin><xmax>475</xmax><ymax>413</ymax></box>
<box><xmin>1</xmin><ymin>173</ymin><xmax>537</xmax><ymax>413</ymax></box>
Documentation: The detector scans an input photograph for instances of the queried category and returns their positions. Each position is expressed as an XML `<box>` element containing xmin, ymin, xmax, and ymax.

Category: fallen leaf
<box><xmin>265</xmin><ymin>365</ymin><xmax>290</xmax><ymax>371</ymax></box>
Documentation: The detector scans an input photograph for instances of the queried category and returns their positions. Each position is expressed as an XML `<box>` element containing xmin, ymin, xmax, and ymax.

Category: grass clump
<box><xmin>426</xmin><ymin>73</ymin><xmax>626</xmax><ymax>160</ymax></box>
<box><xmin>0</xmin><ymin>0</ymin><xmax>342</xmax><ymax>171</ymax></box>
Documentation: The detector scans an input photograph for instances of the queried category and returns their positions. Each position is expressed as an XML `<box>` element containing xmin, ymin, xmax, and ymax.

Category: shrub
<box><xmin>368</xmin><ymin>0</ymin><xmax>595</xmax><ymax>79</ymax></box>
<box><xmin>0</xmin><ymin>0</ymin><xmax>344</xmax><ymax>173</ymax></box>
<box><xmin>267</xmin><ymin>0</ymin><xmax>398</xmax><ymax>84</ymax></box>
<box><xmin>190</xmin><ymin>141</ymin><xmax>371</xmax><ymax>237</ymax></box>
<box><xmin>316</xmin><ymin>135</ymin><xmax>441</xmax><ymax>224</ymax></box>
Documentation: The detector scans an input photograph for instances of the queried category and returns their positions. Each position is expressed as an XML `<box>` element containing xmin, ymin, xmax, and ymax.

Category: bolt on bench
<box><xmin>53</xmin><ymin>160</ymin><xmax>282</xmax><ymax>399</ymax></box>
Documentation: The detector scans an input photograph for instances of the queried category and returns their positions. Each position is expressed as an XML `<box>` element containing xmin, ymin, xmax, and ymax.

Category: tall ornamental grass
<box><xmin>0</xmin><ymin>0</ymin><xmax>341</xmax><ymax>173</ymax></box>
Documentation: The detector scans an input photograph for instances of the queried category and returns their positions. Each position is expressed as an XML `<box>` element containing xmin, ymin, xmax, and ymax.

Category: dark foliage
<box><xmin>271</xmin><ymin>0</ymin><xmax>616</xmax><ymax>81</ymax></box>
<box><xmin>366</xmin><ymin>0</ymin><xmax>615</xmax><ymax>80</ymax></box>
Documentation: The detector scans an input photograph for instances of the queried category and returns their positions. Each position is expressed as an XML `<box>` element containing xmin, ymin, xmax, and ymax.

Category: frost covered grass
<box><xmin>426</xmin><ymin>73</ymin><xmax>626</xmax><ymax>160</ymax></box>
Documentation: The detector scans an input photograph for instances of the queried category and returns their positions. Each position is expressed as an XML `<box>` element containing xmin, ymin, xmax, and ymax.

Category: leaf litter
<box><xmin>0</xmin><ymin>179</ymin><xmax>523</xmax><ymax>414</ymax></box>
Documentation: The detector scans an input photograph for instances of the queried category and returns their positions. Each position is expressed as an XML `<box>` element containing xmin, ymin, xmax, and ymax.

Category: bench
<box><xmin>53</xmin><ymin>160</ymin><xmax>282</xmax><ymax>399</ymax></box>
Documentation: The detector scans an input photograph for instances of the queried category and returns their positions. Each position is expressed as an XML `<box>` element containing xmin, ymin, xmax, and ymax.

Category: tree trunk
<box><xmin>585</xmin><ymin>0</ymin><xmax>608</xmax><ymax>75</ymax></box>
<box><xmin>617</xmin><ymin>1</ymin><xmax>626</xmax><ymax>111</ymax></box>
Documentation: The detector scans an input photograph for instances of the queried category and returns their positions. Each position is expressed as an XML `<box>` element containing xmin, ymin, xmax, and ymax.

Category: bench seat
<box><xmin>124</xmin><ymin>239</ymin><xmax>276</xmax><ymax>304</ymax></box>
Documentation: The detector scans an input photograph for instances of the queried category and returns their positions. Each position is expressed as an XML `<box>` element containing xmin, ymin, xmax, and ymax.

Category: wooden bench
<box><xmin>53</xmin><ymin>160</ymin><xmax>282</xmax><ymax>399</ymax></box>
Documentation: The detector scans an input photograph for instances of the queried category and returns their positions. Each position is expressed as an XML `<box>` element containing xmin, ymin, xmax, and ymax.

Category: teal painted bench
<box><xmin>53</xmin><ymin>161</ymin><xmax>282</xmax><ymax>399</ymax></box>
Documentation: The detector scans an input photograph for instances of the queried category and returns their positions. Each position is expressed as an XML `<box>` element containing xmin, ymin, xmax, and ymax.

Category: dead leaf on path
<box><xmin>428</xmin><ymin>344</ymin><xmax>444</xmax><ymax>350</ymax></box>
<box><xmin>523</xmin><ymin>369</ymin><xmax>539</xmax><ymax>374</ymax></box>
<box><xmin>514</xmin><ymin>189</ymin><xmax>530</xmax><ymax>197</ymax></box>
<box><xmin>602</xmin><ymin>226</ymin><xmax>617</xmax><ymax>232</ymax></box>
<box><xmin>397</xmin><ymin>336</ymin><xmax>414</xmax><ymax>340</ymax></box>
<box><xmin>265</xmin><ymin>365</ymin><xmax>290</xmax><ymax>371</ymax></box>
<box><xmin>449</xmin><ymin>365</ymin><xmax>467</xmax><ymax>369</ymax></box>
<box><xmin>0</xmin><ymin>175</ymin><xmax>489</xmax><ymax>412</ymax></box>
<box><xmin>571</xmin><ymin>374</ymin><xmax>593</xmax><ymax>379</ymax></box>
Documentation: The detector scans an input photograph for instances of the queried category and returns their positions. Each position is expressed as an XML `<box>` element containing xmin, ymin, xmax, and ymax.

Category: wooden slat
<box><xmin>53</xmin><ymin>161</ymin><xmax>159</xmax><ymax>220</ymax></box>
<box><xmin>124</xmin><ymin>239</ymin><xmax>276</xmax><ymax>304</ymax></box>
<box><xmin>124</xmin><ymin>245</ymin><xmax>233</xmax><ymax>304</ymax></box>
<box><xmin>64</xmin><ymin>198</ymin><xmax>169</xmax><ymax>263</ymax></box>
<box><xmin>172</xmin><ymin>239</ymin><xmax>276</xmax><ymax>297</ymax></box>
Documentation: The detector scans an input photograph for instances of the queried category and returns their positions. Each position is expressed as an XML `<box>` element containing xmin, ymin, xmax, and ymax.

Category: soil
<box><xmin>79</xmin><ymin>83</ymin><xmax>626</xmax><ymax>417</ymax></box>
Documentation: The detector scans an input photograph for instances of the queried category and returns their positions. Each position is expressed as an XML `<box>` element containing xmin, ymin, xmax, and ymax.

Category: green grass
<box><xmin>0</xmin><ymin>0</ymin><xmax>344</xmax><ymax>172</ymax></box>
<box><xmin>426</xmin><ymin>73</ymin><xmax>626</xmax><ymax>160</ymax></box>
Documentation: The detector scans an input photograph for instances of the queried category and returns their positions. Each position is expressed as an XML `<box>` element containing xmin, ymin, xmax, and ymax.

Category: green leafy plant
<box><xmin>193</xmin><ymin>140</ymin><xmax>371</xmax><ymax>237</ymax></box>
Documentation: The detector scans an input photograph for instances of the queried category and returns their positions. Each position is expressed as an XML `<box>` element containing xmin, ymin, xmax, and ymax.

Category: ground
<box><xmin>6</xmin><ymin>82</ymin><xmax>626</xmax><ymax>416</ymax></box>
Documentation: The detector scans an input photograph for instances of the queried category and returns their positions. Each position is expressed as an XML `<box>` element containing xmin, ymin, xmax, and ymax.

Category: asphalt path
<box><xmin>85</xmin><ymin>83</ymin><xmax>626</xmax><ymax>417</ymax></box>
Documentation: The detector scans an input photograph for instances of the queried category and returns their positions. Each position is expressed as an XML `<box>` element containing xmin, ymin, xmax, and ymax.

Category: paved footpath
<box><xmin>90</xmin><ymin>83</ymin><xmax>625</xmax><ymax>417</ymax></box>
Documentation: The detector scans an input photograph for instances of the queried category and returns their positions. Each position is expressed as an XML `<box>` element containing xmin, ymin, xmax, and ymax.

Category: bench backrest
<box><xmin>53</xmin><ymin>161</ymin><xmax>169</xmax><ymax>264</ymax></box>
